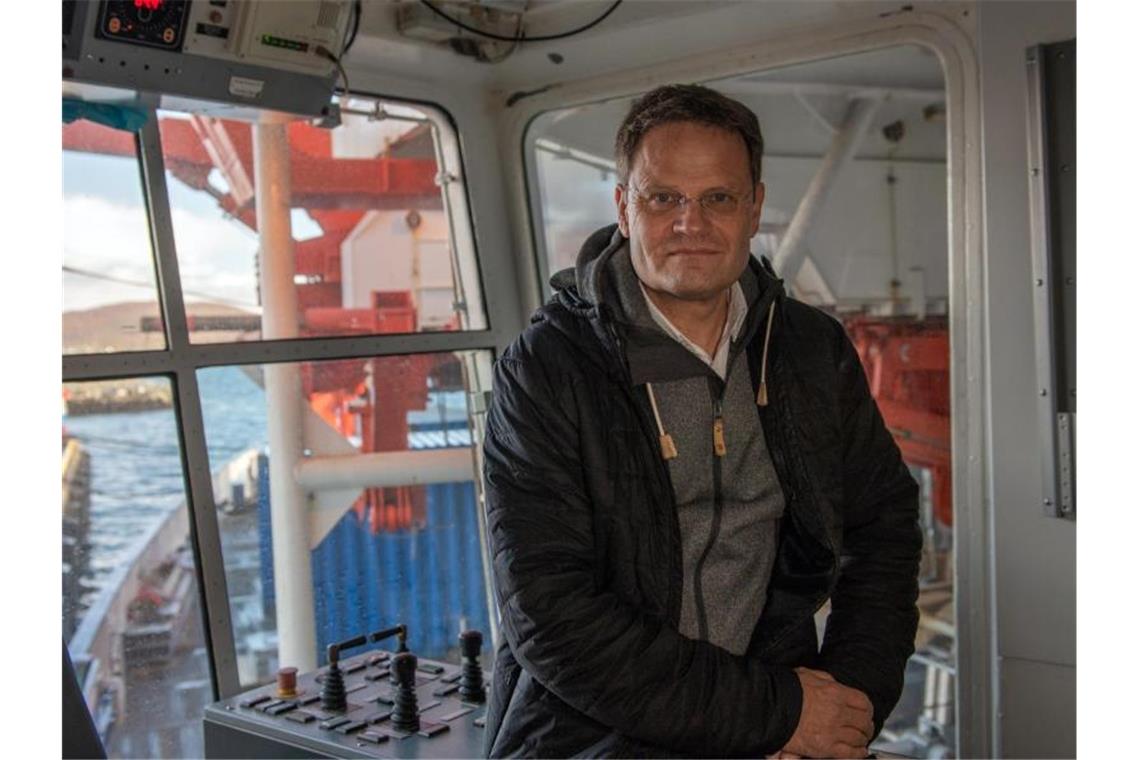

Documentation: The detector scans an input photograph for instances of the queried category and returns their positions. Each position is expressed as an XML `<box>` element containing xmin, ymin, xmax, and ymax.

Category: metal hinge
<box><xmin>468</xmin><ymin>390</ymin><xmax>492</xmax><ymax>415</ymax></box>
<box><xmin>1056</xmin><ymin>412</ymin><xmax>1075</xmax><ymax>518</ymax></box>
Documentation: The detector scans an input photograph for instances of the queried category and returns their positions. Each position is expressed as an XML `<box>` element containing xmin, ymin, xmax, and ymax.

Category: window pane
<box><xmin>63</xmin><ymin>120</ymin><xmax>165</xmax><ymax>354</ymax></box>
<box><xmin>533</xmin><ymin>135</ymin><xmax>620</xmax><ymax>279</ymax></box>
<box><xmin>160</xmin><ymin>96</ymin><xmax>486</xmax><ymax>345</ymax></box>
<box><xmin>63</xmin><ymin>378</ymin><xmax>210</xmax><ymax>758</ymax></box>
<box><xmin>199</xmin><ymin>351</ymin><xmax>492</xmax><ymax>689</ymax></box>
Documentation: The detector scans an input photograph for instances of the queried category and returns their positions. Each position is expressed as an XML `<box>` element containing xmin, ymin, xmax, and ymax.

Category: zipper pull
<box><xmin>712</xmin><ymin>397</ymin><xmax>726</xmax><ymax>457</ymax></box>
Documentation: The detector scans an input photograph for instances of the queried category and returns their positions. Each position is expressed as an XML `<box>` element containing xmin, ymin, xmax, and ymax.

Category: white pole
<box><xmin>254</xmin><ymin>113</ymin><xmax>317</xmax><ymax>672</ymax></box>
<box><xmin>773</xmin><ymin>97</ymin><xmax>882</xmax><ymax>283</ymax></box>
<box><xmin>295</xmin><ymin>448</ymin><xmax>475</xmax><ymax>492</ymax></box>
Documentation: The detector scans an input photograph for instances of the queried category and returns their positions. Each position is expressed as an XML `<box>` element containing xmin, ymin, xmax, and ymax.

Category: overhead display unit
<box><xmin>63</xmin><ymin>0</ymin><xmax>354</xmax><ymax>118</ymax></box>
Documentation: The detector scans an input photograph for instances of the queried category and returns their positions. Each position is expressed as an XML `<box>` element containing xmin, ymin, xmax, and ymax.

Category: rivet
<box><xmin>1036</xmin><ymin>278</ymin><xmax>1044</xmax><ymax>286</ymax></box>
<box><xmin>1040</xmin><ymin>389</ymin><xmax>1048</xmax><ymax>396</ymax></box>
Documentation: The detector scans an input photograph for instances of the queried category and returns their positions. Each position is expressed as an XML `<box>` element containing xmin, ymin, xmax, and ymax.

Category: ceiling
<box><xmin>344</xmin><ymin>0</ymin><xmax>922</xmax><ymax>90</ymax></box>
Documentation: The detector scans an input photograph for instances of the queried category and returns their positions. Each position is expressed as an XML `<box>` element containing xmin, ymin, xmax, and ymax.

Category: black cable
<box><xmin>419</xmin><ymin>0</ymin><xmax>622</xmax><ymax>43</ymax></box>
<box><xmin>344</xmin><ymin>0</ymin><xmax>363</xmax><ymax>55</ymax></box>
<box><xmin>316</xmin><ymin>45</ymin><xmax>351</xmax><ymax>95</ymax></box>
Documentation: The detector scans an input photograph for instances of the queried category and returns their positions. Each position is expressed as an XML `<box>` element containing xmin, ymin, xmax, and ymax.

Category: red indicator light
<box><xmin>134</xmin><ymin>0</ymin><xmax>164</xmax><ymax>10</ymax></box>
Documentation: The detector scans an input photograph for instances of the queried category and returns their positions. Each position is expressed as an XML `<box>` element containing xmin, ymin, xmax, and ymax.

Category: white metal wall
<box><xmin>976</xmin><ymin>2</ymin><xmax>1076</xmax><ymax>757</ymax></box>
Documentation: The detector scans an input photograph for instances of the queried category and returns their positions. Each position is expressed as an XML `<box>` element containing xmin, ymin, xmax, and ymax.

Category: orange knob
<box><xmin>277</xmin><ymin>666</ymin><xmax>298</xmax><ymax>697</ymax></box>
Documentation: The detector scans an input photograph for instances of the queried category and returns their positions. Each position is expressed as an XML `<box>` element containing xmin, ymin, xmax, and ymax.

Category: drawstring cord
<box><xmin>646</xmin><ymin>383</ymin><xmax>677</xmax><ymax>460</ymax></box>
<box><xmin>646</xmin><ymin>297</ymin><xmax>775</xmax><ymax>459</ymax></box>
<box><xmin>757</xmin><ymin>300</ymin><xmax>775</xmax><ymax>407</ymax></box>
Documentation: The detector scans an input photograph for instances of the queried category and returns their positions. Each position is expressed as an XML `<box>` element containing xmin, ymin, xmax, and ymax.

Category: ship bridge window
<box><xmin>63</xmin><ymin>119</ymin><xmax>165</xmax><ymax>355</ymax></box>
<box><xmin>63</xmin><ymin>83</ymin><xmax>499</xmax><ymax>757</ymax></box>
<box><xmin>157</xmin><ymin>96</ymin><xmax>487</xmax><ymax>345</ymax></box>
<box><xmin>196</xmin><ymin>351</ymin><xmax>494</xmax><ymax>690</ymax></box>
<box><xmin>62</xmin><ymin>378</ymin><xmax>212</xmax><ymax>758</ymax></box>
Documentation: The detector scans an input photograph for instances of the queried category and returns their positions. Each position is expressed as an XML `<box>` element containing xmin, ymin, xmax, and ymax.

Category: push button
<box><xmin>417</xmin><ymin>722</ymin><xmax>450</xmax><ymax>738</ymax></box>
<box><xmin>359</xmin><ymin>730</ymin><xmax>389</xmax><ymax>744</ymax></box>
<box><xmin>239</xmin><ymin>694</ymin><xmax>271</xmax><ymax>709</ymax></box>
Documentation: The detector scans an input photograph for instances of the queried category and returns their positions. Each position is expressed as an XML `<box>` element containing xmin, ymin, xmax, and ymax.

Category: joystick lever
<box><xmin>369</xmin><ymin>624</ymin><xmax>409</xmax><ymax>652</ymax></box>
<box><xmin>390</xmin><ymin>652</ymin><xmax>420</xmax><ymax>732</ymax></box>
<box><xmin>321</xmin><ymin>634</ymin><xmax>368</xmax><ymax>711</ymax></box>
<box><xmin>458</xmin><ymin>629</ymin><xmax>485</xmax><ymax>703</ymax></box>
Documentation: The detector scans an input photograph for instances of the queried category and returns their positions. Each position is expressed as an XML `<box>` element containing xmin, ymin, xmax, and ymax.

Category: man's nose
<box><xmin>672</xmin><ymin>197</ymin><xmax>708</xmax><ymax>233</ymax></box>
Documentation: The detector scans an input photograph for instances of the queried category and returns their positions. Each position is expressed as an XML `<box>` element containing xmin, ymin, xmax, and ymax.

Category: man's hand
<box><xmin>782</xmin><ymin>667</ymin><xmax>873</xmax><ymax>759</ymax></box>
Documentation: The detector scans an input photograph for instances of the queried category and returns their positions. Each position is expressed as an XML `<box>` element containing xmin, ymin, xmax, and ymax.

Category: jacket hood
<box><xmin>549</xmin><ymin>223</ymin><xmax>786</xmax><ymax>321</ymax></box>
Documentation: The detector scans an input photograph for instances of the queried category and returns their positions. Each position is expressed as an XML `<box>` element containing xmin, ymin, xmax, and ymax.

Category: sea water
<box><xmin>64</xmin><ymin>366</ymin><xmax>269</xmax><ymax>606</ymax></box>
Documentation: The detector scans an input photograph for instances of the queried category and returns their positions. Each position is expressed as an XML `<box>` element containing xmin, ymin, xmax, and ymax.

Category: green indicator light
<box><xmin>258</xmin><ymin>34</ymin><xmax>309</xmax><ymax>52</ymax></box>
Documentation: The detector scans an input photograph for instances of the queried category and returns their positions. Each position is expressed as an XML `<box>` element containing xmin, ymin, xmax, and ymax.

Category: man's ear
<box><xmin>749</xmin><ymin>181</ymin><xmax>766</xmax><ymax>237</ymax></box>
<box><xmin>615</xmin><ymin>184</ymin><xmax>630</xmax><ymax>238</ymax></box>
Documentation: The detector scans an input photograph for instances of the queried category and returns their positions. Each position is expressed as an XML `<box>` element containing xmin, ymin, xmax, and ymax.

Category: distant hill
<box><xmin>63</xmin><ymin>301</ymin><xmax>259</xmax><ymax>354</ymax></box>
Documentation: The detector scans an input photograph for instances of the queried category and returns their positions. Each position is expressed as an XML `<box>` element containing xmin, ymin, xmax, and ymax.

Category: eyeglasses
<box><xmin>625</xmin><ymin>186</ymin><xmax>751</xmax><ymax>217</ymax></box>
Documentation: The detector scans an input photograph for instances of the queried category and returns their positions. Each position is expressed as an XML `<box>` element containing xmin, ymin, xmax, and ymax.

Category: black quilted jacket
<box><xmin>482</xmin><ymin>225</ymin><xmax>921</xmax><ymax>757</ymax></box>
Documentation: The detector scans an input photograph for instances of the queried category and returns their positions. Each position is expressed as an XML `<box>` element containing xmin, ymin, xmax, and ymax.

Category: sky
<box><xmin>63</xmin><ymin>138</ymin><xmax>323</xmax><ymax>314</ymax></box>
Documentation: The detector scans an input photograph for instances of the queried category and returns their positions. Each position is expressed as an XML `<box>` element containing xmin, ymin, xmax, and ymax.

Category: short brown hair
<box><xmin>614</xmin><ymin>84</ymin><xmax>765</xmax><ymax>185</ymax></box>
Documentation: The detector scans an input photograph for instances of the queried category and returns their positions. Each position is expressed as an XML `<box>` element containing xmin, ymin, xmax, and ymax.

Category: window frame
<box><xmin>62</xmin><ymin>94</ymin><xmax>504</xmax><ymax>700</ymax></box>
<box><xmin>508</xmin><ymin>15</ymin><xmax>991</xmax><ymax>757</ymax></box>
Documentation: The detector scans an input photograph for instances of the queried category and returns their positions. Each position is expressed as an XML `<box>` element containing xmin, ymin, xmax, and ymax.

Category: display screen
<box><xmin>95</xmin><ymin>0</ymin><xmax>189</xmax><ymax>51</ymax></box>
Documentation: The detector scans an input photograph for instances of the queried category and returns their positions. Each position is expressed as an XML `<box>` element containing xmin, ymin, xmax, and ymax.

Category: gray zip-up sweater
<box><xmin>605</xmin><ymin>244</ymin><xmax>786</xmax><ymax>655</ymax></box>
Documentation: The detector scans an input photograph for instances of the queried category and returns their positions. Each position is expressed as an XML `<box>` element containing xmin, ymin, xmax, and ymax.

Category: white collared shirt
<box><xmin>639</xmin><ymin>281</ymin><xmax>748</xmax><ymax>380</ymax></box>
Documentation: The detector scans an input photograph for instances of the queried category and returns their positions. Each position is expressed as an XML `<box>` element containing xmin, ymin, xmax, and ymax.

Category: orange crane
<box><xmin>844</xmin><ymin>315</ymin><xmax>952</xmax><ymax>528</ymax></box>
<box><xmin>64</xmin><ymin>115</ymin><xmax>459</xmax><ymax>533</ymax></box>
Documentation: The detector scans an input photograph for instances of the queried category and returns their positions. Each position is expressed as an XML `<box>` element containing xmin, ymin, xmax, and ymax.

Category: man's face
<box><xmin>615</xmin><ymin>121</ymin><xmax>764</xmax><ymax>303</ymax></box>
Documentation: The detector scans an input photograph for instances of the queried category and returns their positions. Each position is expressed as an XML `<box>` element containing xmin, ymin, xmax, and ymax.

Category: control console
<box><xmin>203</xmin><ymin>627</ymin><xmax>489</xmax><ymax>758</ymax></box>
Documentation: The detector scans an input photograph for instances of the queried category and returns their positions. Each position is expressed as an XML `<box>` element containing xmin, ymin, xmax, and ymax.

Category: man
<box><xmin>482</xmin><ymin>84</ymin><xmax>921</xmax><ymax>758</ymax></box>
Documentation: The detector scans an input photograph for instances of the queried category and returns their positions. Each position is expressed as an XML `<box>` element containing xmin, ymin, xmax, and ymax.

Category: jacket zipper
<box><xmin>692</xmin><ymin>385</ymin><xmax>727</xmax><ymax>641</ymax></box>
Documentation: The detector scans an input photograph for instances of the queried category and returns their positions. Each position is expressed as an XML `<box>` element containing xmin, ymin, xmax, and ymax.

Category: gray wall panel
<box><xmin>976</xmin><ymin>0</ymin><xmax>1076</xmax><ymax>752</ymax></box>
<box><xmin>999</xmin><ymin>658</ymin><xmax>1076</xmax><ymax>759</ymax></box>
<box><xmin>979</xmin><ymin>0</ymin><xmax>1075</xmax><ymax>663</ymax></box>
